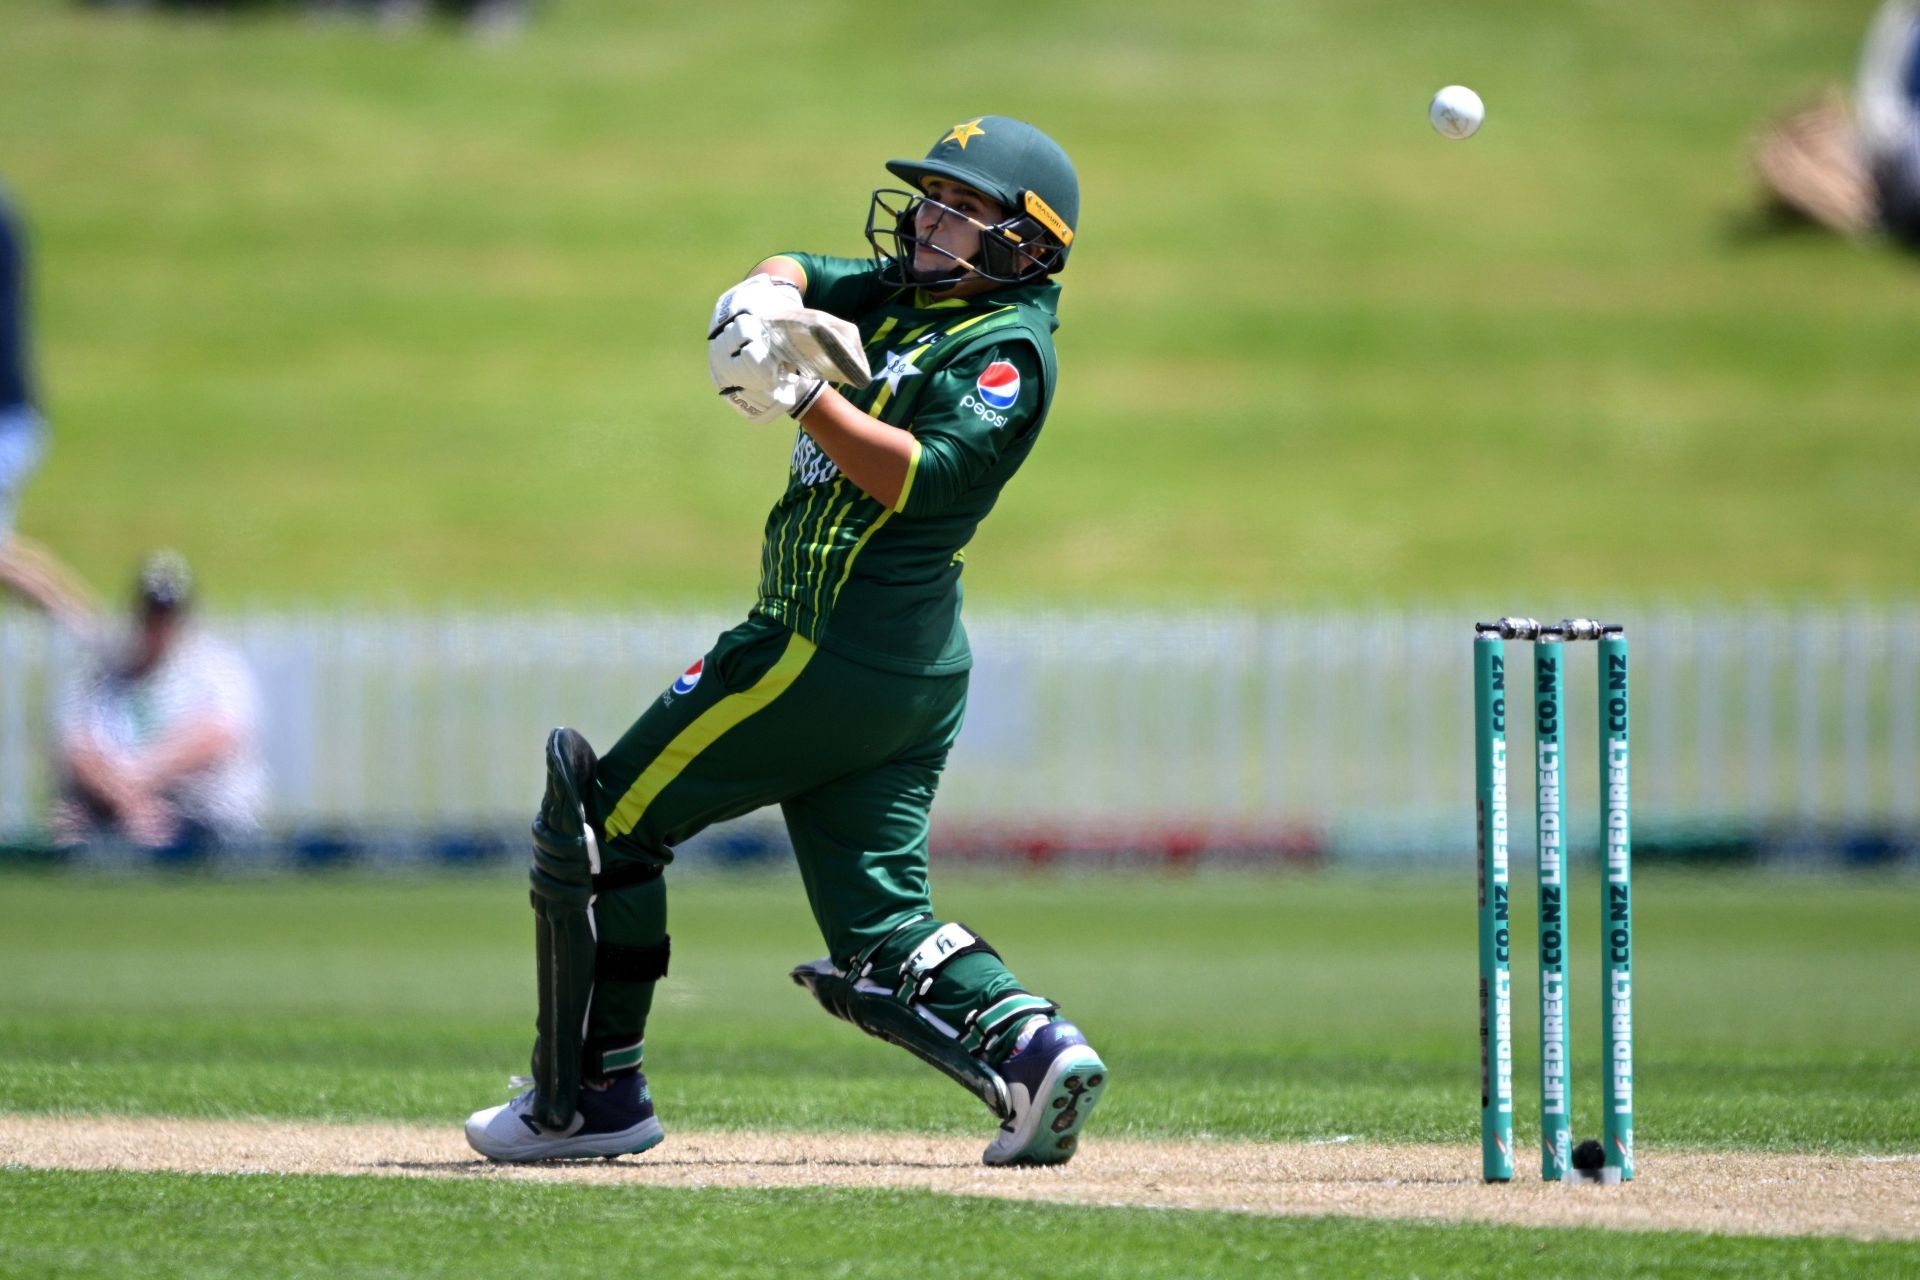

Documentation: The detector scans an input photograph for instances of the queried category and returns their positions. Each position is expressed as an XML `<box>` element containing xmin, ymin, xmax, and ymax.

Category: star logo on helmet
<box><xmin>942</xmin><ymin>118</ymin><xmax>986</xmax><ymax>149</ymax></box>
<box><xmin>876</xmin><ymin>348</ymin><xmax>923</xmax><ymax>395</ymax></box>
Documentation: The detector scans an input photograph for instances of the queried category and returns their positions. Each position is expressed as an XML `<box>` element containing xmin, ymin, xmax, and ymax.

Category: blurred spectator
<box><xmin>1857</xmin><ymin>0</ymin><xmax>1920</xmax><ymax>243</ymax></box>
<box><xmin>54</xmin><ymin>552</ymin><xmax>267</xmax><ymax>861</ymax></box>
<box><xmin>81</xmin><ymin>0</ymin><xmax>533</xmax><ymax>41</ymax></box>
<box><xmin>1755</xmin><ymin>1</ymin><xmax>1920</xmax><ymax>249</ymax></box>
<box><xmin>367</xmin><ymin>0</ymin><xmax>531</xmax><ymax>41</ymax></box>
<box><xmin>0</xmin><ymin>179</ymin><xmax>94</xmax><ymax>631</ymax></box>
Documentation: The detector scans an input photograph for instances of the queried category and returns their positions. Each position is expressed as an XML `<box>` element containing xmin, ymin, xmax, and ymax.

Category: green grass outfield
<box><xmin>4</xmin><ymin>0</ymin><xmax>1919</xmax><ymax>605</ymax></box>
<box><xmin>4</xmin><ymin>1172</ymin><xmax>1915</xmax><ymax>1280</ymax></box>
<box><xmin>1</xmin><ymin>869</ymin><xmax>1915</xmax><ymax>1276</ymax></box>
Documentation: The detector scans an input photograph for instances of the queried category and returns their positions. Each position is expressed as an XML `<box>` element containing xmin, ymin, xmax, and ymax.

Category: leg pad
<box><xmin>528</xmin><ymin>728</ymin><xmax>600</xmax><ymax>1130</ymax></box>
<box><xmin>792</xmin><ymin>958</ymin><xmax>1011</xmax><ymax>1119</ymax></box>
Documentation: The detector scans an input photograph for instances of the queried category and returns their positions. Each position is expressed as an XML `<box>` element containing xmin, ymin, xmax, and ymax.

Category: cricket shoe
<box><xmin>464</xmin><ymin>1073</ymin><xmax>664</xmax><ymax>1162</ymax></box>
<box><xmin>982</xmin><ymin>1020</ymin><xmax>1109</xmax><ymax>1166</ymax></box>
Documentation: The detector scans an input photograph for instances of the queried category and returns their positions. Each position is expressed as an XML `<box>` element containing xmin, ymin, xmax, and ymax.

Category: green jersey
<box><xmin>750</xmin><ymin>253</ymin><xmax>1061</xmax><ymax>676</ymax></box>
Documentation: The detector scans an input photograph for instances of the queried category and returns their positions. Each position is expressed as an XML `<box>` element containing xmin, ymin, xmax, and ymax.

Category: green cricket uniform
<box><xmin>577</xmin><ymin>256</ymin><xmax>1063</xmax><ymax>1073</ymax></box>
<box><xmin>468</xmin><ymin>116</ymin><xmax>1104</xmax><ymax>1169</ymax></box>
<box><xmin>753</xmin><ymin>252</ymin><xmax>1059</xmax><ymax>675</ymax></box>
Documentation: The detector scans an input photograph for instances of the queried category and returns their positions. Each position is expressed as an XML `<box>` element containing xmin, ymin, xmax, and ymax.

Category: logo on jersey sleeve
<box><xmin>976</xmin><ymin>362</ymin><xmax>1021</xmax><ymax>410</ymax></box>
<box><xmin>671</xmin><ymin>659</ymin><xmax>704</xmax><ymax>695</ymax></box>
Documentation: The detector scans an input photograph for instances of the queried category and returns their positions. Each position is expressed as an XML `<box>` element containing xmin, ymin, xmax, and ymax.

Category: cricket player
<box><xmin>466</xmin><ymin>116</ymin><xmax>1108</xmax><ymax>1166</ymax></box>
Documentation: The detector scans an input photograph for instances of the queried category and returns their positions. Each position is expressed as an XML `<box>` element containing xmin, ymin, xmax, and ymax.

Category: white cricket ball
<box><xmin>1429</xmin><ymin>85</ymin><xmax>1485</xmax><ymax>140</ymax></box>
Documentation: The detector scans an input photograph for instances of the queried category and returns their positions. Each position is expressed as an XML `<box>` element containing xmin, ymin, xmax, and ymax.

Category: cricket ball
<box><xmin>1429</xmin><ymin>85</ymin><xmax>1485</xmax><ymax>139</ymax></box>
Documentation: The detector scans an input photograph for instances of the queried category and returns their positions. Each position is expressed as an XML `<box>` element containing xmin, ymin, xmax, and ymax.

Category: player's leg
<box><xmin>466</xmin><ymin>618</ymin><xmax>842</xmax><ymax>1161</ymax></box>
<box><xmin>464</xmin><ymin>727</ymin><xmax>669</xmax><ymax>1161</ymax></box>
<box><xmin>781</xmin><ymin>663</ymin><xmax>1109</xmax><ymax>1166</ymax></box>
<box><xmin>569</xmin><ymin>619</ymin><xmax>830</xmax><ymax>1101</ymax></box>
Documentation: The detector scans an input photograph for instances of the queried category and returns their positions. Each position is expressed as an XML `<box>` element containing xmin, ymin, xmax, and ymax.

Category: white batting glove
<box><xmin>716</xmin><ymin>366</ymin><xmax>825</xmax><ymax>425</ymax></box>
<box><xmin>716</xmin><ymin>375</ymin><xmax>825</xmax><ymax>424</ymax></box>
<box><xmin>708</xmin><ymin>272</ymin><xmax>803</xmax><ymax>339</ymax></box>
<box><xmin>716</xmin><ymin>383</ymin><xmax>790</xmax><ymax>425</ymax></box>
<box><xmin>711</xmin><ymin>306</ymin><xmax>826</xmax><ymax>423</ymax></box>
<box><xmin>709</xmin><ymin>312</ymin><xmax>786</xmax><ymax>396</ymax></box>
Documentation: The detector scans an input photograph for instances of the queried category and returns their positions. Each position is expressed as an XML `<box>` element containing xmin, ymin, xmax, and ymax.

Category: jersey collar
<box><xmin>907</xmin><ymin>279</ymin><xmax>1061</xmax><ymax>330</ymax></box>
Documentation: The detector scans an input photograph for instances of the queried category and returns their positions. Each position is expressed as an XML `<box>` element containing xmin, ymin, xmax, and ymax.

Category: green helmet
<box><xmin>867</xmin><ymin>116</ymin><xmax>1079</xmax><ymax>285</ymax></box>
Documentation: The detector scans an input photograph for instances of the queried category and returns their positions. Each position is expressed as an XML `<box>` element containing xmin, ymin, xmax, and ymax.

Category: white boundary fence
<box><xmin>3</xmin><ymin>605</ymin><xmax>1917</xmax><ymax>865</ymax></box>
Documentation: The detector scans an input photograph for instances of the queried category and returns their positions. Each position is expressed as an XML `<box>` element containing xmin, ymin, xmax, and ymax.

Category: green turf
<box><xmin>1</xmin><ymin>870</ymin><xmax>1914</xmax><ymax>1154</ymax></box>
<box><xmin>4</xmin><ymin>1</ymin><xmax>1918</xmax><ymax>603</ymax></box>
<box><xmin>3</xmin><ymin>1170</ymin><xmax>1916</xmax><ymax>1280</ymax></box>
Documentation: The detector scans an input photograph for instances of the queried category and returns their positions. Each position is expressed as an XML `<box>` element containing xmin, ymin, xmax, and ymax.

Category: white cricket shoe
<box><xmin>465</xmin><ymin>1073</ymin><xmax>664</xmax><ymax>1162</ymax></box>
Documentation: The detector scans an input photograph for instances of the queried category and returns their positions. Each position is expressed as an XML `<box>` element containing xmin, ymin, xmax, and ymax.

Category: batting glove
<box><xmin>709</xmin><ymin>312</ymin><xmax>786</xmax><ymax>396</ymax></box>
<box><xmin>708</xmin><ymin>272</ymin><xmax>802</xmax><ymax>339</ymax></box>
<box><xmin>716</xmin><ymin>371</ymin><xmax>824</xmax><ymax>424</ymax></box>
<box><xmin>711</xmin><ymin>308</ymin><xmax>826</xmax><ymax>423</ymax></box>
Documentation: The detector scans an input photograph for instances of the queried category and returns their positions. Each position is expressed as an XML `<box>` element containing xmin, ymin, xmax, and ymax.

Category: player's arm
<box><xmin>711</xmin><ymin>258</ymin><xmax>903</xmax><ymax>497</ymax></box>
<box><xmin>881</xmin><ymin>343</ymin><xmax>1044</xmax><ymax>518</ymax></box>
<box><xmin>752</xmin><ymin>256</ymin><xmax>807</xmax><ymax>291</ymax></box>
<box><xmin>710</xmin><ymin>256</ymin><xmax>916</xmax><ymax>500</ymax></box>
<box><xmin>793</xmin><ymin>390</ymin><xmax>917</xmax><ymax>511</ymax></box>
<box><xmin>793</xmin><ymin>340</ymin><xmax>1042</xmax><ymax>514</ymax></box>
<box><xmin>711</xmin><ymin>257</ymin><xmax>816</xmax><ymax>328</ymax></box>
<box><xmin>741</xmin><ymin>253</ymin><xmax>891</xmax><ymax>319</ymax></box>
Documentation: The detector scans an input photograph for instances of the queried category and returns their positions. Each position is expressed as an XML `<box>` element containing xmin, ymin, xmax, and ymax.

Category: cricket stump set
<box><xmin>1474</xmin><ymin>617</ymin><xmax>1633</xmax><ymax>1186</ymax></box>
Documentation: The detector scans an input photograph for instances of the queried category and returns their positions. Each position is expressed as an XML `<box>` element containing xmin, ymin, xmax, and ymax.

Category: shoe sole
<box><xmin>988</xmin><ymin>1046</ymin><xmax>1109</xmax><ymax>1167</ymax></box>
<box><xmin>470</xmin><ymin>1116</ymin><xmax>665</xmax><ymax>1163</ymax></box>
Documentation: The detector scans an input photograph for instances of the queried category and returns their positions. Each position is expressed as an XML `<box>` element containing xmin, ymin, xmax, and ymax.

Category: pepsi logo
<box><xmin>671</xmin><ymin>658</ymin><xmax>704</xmax><ymax>695</ymax></box>
<box><xmin>976</xmin><ymin>361</ymin><xmax>1020</xmax><ymax>411</ymax></box>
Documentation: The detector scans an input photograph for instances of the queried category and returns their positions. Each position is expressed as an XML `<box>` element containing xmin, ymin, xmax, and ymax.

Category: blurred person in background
<box><xmin>367</xmin><ymin>0</ymin><xmax>531</xmax><ymax>40</ymax></box>
<box><xmin>1755</xmin><ymin>1</ymin><xmax>1920</xmax><ymax>248</ymax></box>
<box><xmin>54</xmin><ymin>552</ymin><xmax>266</xmax><ymax>862</ymax></box>
<box><xmin>79</xmin><ymin>0</ymin><xmax>531</xmax><ymax>42</ymax></box>
<box><xmin>0</xmin><ymin>178</ymin><xmax>94</xmax><ymax>631</ymax></box>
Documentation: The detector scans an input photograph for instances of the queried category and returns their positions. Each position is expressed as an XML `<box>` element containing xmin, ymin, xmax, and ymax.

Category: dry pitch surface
<box><xmin>4</xmin><ymin>1116</ymin><xmax>1915</xmax><ymax>1241</ymax></box>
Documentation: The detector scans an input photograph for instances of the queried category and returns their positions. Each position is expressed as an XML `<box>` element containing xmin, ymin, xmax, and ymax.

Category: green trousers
<box><xmin>576</xmin><ymin>615</ymin><xmax>1039</xmax><ymax>1077</ymax></box>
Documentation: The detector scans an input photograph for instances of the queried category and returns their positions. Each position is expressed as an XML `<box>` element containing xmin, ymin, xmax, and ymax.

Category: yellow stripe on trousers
<box><xmin>603</xmin><ymin>631</ymin><xmax>819</xmax><ymax>840</ymax></box>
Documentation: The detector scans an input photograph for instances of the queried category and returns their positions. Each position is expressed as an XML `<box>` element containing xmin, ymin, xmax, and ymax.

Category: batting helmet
<box><xmin>867</xmin><ymin>116</ymin><xmax>1079</xmax><ymax>287</ymax></box>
